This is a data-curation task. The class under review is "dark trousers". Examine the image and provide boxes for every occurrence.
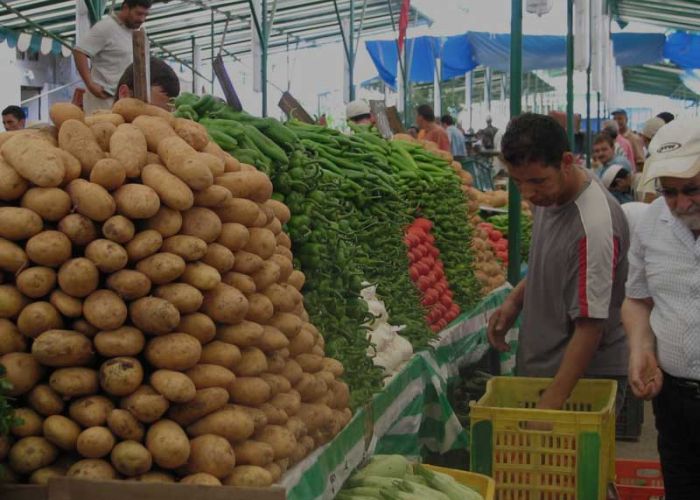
[653,372,700,499]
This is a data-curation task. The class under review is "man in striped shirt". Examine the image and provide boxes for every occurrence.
[488,113,630,411]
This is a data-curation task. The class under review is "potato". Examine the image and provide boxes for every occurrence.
[126,230,163,262]
[146,206,182,238]
[296,353,324,373]
[72,319,99,338]
[296,403,334,434]
[25,231,71,269]
[322,358,345,377]
[106,270,151,300]
[233,251,264,275]
[57,259,98,299]
[180,473,221,485]
[0,285,27,319]
[216,223,250,253]
[268,254,292,282]
[256,328,290,353]
[49,290,83,318]
[121,386,169,424]
[173,117,209,151]
[295,372,328,403]
[264,462,282,483]
[202,243,235,273]
[330,380,350,410]
[288,328,315,357]
[197,343,240,372]
[92,327,144,358]
[67,458,117,480]
[168,387,229,427]
[178,263,220,292]
[228,377,271,406]
[128,297,180,335]
[232,347,268,377]
[222,272,256,295]
[58,213,98,246]
[260,403,288,425]
[3,135,65,187]
[15,267,54,299]
[267,312,302,339]
[57,119,105,174]
[102,215,135,244]
[276,232,292,249]
[111,440,152,476]
[31,329,92,367]
[114,183,160,219]
[9,437,58,474]
[243,229,276,261]
[142,163,194,211]
[251,261,281,291]
[186,434,236,479]
[264,200,290,224]
[90,121,117,151]
[233,440,274,467]
[29,465,67,485]
[161,235,207,261]
[264,283,301,314]
[50,103,84,128]
[136,252,186,285]
[187,406,255,443]
[201,283,249,325]
[1,352,42,395]
[193,185,231,208]
[223,465,273,488]
[113,97,175,124]
[150,370,196,403]
[50,367,99,397]
[158,136,213,190]
[11,408,43,437]
[260,374,292,396]
[132,115,177,152]
[69,395,115,427]
[214,322,261,350]
[152,284,201,315]
[89,158,126,191]
[0,207,42,242]
[21,187,71,222]
[17,301,63,338]
[223,153,241,173]
[82,289,127,331]
[280,360,304,386]
[145,333,201,371]
[145,419,190,469]
[100,357,144,397]
[229,405,267,435]
[180,207,222,244]
[245,293,274,323]
[85,112,125,127]
[185,364,235,390]
[266,351,287,375]
[76,426,115,458]
[110,123,148,177]
[0,238,27,276]
[214,198,261,226]
[107,409,144,441]
[137,471,176,483]
[215,171,273,203]
[67,179,115,222]
[177,313,216,344]
[27,384,64,416]
[276,245,294,261]
[0,319,26,355]
[0,158,29,201]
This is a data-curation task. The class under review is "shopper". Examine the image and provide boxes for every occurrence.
[478,116,498,151]
[601,164,634,205]
[345,99,374,126]
[640,116,665,149]
[593,133,633,177]
[612,109,645,171]
[440,114,466,159]
[2,105,26,131]
[74,0,152,114]
[114,57,180,110]
[415,104,450,152]
[622,118,700,497]
[602,119,635,166]
[487,113,629,413]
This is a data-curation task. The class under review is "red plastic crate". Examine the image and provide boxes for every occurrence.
[615,460,664,500]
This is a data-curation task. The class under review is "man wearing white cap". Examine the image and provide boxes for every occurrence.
[622,117,700,496]
[601,164,634,205]
[345,99,374,126]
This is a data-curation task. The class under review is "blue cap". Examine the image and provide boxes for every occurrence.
[611,109,627,116]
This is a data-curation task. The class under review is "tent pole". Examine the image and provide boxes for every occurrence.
[586,1,592,169]
[348,0,355,101]
[597,91,601,132]
[191,36,196,93]
[508,0,522,286]
[261,0,268,116]
[210,9,215,94]
[566,0,574,149]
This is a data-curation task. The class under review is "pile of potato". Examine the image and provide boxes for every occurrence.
[0,99,351,488]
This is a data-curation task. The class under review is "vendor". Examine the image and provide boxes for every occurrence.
[415,104,450,152]
[114,57,180,110]
[346,99,374,125]
[488,113,629,413]
[73,0,152,114]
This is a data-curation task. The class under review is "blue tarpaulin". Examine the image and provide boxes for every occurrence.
[612,33,666,67]
[365,40,399,89]
[466,31,566,72]
[441,33,478,80]
[664,32,700,69]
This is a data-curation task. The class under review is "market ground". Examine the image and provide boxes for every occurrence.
[616,401,659,459]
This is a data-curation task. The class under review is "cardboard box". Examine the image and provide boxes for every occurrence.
[0,477,286,500]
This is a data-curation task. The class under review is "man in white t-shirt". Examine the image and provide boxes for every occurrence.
[73,0,151,113]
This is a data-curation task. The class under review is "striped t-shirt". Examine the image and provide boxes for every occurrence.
[516,169,630,377]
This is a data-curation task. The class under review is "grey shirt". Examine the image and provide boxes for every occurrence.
[517,170,630,377]
[446,125,466,157]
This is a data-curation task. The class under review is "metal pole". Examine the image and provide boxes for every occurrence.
[210,9,215,94]
[585,2,592,169]
[348,0,355,101]
[261,0,268,116]
[507,0,522,286]
[597,91,601,132]
[566,0,574,149]
[191,36,196,93]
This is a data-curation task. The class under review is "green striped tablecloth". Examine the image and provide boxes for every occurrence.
[282,286,518,500]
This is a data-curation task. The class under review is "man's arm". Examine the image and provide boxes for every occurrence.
[537,318,603,409]
[73,50,109,99]
[487,278,526,352]
[622,297,662,399]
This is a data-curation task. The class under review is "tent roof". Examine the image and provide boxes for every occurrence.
[622,63,700,101]
[0,0,431,61]
[610,0,700,32]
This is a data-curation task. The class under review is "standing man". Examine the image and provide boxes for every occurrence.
[612,109,645,172]
[440,114,466,159]
[623,118,700,497]
[593,133,633,177]
[488,113,629,411]
[602,120,635,167]
[479,115,498,151]
[73,0,152,114]
[415,104,450,152]
[2,106,26,131]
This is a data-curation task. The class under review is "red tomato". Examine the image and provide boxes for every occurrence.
[409,266,420,281]
[413,218,433,232]
[489,230,503,242]
[478,222,493,231]
[417,275,432,292]
[440,294,453,307]
[496,251,508,261]
[415,261,430,275]
[495,239,508,251]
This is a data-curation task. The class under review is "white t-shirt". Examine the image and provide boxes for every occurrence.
[75,15,135,94]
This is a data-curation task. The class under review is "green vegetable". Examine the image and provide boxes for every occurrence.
[413,465,484,500]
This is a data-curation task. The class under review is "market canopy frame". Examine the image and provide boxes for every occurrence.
[610,0,700,32]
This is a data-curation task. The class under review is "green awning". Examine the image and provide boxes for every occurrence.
[622,63,700,102]
[610,0,700,32]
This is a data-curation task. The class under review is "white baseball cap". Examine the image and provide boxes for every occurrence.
[642,117,700,184]
[601,164,626,189]
[641,116,665,140]
[346,99,371,120]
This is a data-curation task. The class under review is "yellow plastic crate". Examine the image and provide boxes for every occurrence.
[469,377,617,500]
[425,464,496,499]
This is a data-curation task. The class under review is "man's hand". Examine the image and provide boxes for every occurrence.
[87,82,110,99]
[629,349,663,400]
[487,298,521,352]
